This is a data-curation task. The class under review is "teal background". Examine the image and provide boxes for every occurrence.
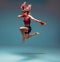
[0,0,60,62]
[0,0,60,47]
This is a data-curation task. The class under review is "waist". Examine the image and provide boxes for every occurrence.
[24,24,30,27]
[24,21,31,25]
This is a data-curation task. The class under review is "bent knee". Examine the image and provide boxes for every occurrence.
[20,27,23,30]
[20,27,28,30]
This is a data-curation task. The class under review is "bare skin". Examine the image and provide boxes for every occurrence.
[20,2,31,17]
[21,1,27,11]
[18,2,46,43]
[18,12,46,43]
[20,26,40,43]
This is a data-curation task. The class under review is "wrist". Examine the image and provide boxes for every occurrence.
[39,20,41,23]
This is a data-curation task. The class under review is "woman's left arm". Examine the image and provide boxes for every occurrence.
[28,15,41,23]
[28,15,46,25]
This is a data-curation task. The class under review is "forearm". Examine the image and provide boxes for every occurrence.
[32,18,46,25]
[34,19,41,23]
[17,15,23,18]
[29,15,42,23]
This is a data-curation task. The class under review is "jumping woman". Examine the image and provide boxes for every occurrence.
[18,2,46,43]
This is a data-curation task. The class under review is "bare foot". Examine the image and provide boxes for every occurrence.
[34,32,40,35]
[25,32,40,40]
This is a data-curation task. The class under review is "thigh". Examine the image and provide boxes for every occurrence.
[28,26,32,33]
[20,26,28,29]
[20,26,28,32]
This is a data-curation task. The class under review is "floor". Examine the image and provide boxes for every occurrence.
[0,46,60,62]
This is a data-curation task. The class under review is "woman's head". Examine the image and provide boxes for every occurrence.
[23,4,31,15]
[21,2,32,12]
[21,2,31,16]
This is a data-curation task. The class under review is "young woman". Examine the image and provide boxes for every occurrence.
[18,2,46,43]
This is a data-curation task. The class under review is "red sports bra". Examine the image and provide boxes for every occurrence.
[24,16,31,25]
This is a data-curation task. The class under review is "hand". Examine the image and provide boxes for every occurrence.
[17,15,23,18]
[17,15,21,18]
[40,21,46,25]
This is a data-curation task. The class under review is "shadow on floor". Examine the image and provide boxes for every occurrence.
[11,51,46,61]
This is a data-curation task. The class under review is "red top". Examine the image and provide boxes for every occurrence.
[24,16,31,25]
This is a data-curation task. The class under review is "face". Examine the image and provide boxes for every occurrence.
[23,12,28,16]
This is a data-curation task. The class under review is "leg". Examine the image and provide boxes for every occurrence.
[25,32,40,39]
[24,26,40,39]
[20,26,28,43]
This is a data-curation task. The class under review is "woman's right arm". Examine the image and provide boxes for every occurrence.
[17,15,23,18]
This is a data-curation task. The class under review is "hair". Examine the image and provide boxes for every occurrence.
[21,2,31,15]
[24,4,32,15]
[21,2,27,10]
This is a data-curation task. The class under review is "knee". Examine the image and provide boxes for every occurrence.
[20,27,23,30]
[20,27,28,30]
[19,27,23,32]
[19,27,26,32]
[25,35,29,39]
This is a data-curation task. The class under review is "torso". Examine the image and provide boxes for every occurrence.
[24,16,31,26]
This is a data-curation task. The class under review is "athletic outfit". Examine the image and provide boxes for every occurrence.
[24,16,32,34]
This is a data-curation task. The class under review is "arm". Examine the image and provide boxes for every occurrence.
[28,15,41,23]
[17,15,23,18]
[28,15,46,25]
